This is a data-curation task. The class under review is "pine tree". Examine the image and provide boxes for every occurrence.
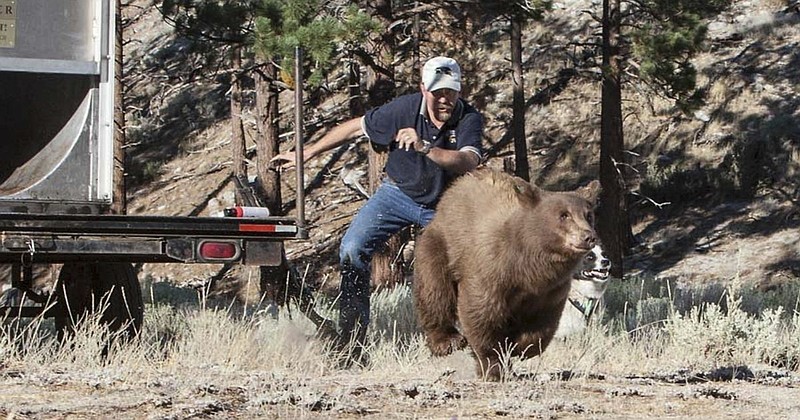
[158,0,376,305]
[628,0,731,112]
[598,0,732,277]
[447,0,552,181]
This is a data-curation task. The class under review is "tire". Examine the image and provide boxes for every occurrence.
[55,262,144,342]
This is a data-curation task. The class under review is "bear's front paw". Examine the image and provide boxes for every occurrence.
[427,332,468,356]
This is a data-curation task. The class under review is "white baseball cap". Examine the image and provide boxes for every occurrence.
[422,56,462,92]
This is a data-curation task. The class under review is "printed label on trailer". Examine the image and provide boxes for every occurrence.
[238,224,297,234]
[0,0,16,48]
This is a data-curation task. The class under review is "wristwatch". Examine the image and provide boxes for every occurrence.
[419,140,432,155]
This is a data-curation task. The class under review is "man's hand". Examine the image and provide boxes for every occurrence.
[270,151,298,170]
[395,128,425,152]
[270,117,363,171]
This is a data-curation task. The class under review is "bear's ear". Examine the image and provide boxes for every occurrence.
[512,177,541,206]
[577,180,601,204]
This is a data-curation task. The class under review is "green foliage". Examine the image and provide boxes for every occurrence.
[627,0,733,112]
[639,0,731,17]
[160,0,254,43]
[159,1,377,88]
[253,2,378,87]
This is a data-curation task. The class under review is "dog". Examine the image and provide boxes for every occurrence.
[555,244,612,337]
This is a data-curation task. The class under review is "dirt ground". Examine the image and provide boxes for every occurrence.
[1,355,799,419]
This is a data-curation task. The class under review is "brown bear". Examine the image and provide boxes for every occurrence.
[413,169,600,380]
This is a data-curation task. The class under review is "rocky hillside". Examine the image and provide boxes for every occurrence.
[122,0,800,301]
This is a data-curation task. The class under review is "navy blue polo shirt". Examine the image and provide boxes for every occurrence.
[361,92,483,207]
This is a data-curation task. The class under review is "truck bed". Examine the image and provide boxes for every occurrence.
[0,213,300,265]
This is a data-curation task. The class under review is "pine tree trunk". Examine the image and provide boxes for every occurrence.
[254,65,281,214]
[348,55,364,117]
[231,47,247,205]
[599,0,632,278]
[366,0,404,289]
[510,14,530,182]
[255,64,287,304]
[112,0,126,215]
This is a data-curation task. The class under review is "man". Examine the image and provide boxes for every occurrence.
[271,56,484,359]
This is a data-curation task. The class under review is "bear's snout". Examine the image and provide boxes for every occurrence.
[568,229,597,252]
[575,211,598,249]
[584,232,597,247]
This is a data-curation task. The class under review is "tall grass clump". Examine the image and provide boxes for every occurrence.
[603,273,800,331]
[0,308,155,381]
[547,275,800,376]
[362,284,430,373]
[368,284,419,344]
[0,314,57,365]
[664,283,800,371]
[2,273,797,388]
[0,280,430,383]
[142,280,431,378]
[140,279,335,378]
[158,306,327,375]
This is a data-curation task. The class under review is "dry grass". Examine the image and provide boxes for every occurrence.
[2,277,798,382]
[0,276,798,417]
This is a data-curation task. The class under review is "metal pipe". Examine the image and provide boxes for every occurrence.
[294,47,307,239]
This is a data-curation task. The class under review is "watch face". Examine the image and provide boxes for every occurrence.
[422,141,432,154]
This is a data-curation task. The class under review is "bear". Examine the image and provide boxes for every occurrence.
[413,169,600,381]
[554,243,612,338]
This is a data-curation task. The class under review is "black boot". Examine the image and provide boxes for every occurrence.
[336,265,371,368]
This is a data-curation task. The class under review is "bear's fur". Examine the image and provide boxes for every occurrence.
[413,169,600,380]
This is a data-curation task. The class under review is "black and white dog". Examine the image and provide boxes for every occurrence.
[555,244,612,337]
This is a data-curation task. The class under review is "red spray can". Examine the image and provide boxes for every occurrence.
[223,206,270,218]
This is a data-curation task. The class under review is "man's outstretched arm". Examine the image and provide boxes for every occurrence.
[270,117,364,170]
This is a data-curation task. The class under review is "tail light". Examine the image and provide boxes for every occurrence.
[198,241,239,261]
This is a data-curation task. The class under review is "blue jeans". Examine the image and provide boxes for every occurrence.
[338,181,435,342]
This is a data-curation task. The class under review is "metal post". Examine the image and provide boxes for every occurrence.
[294,47,307,238]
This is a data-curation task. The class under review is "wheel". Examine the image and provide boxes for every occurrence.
[55,262,144,341]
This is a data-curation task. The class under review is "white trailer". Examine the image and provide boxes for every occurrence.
[0,1,310,338]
